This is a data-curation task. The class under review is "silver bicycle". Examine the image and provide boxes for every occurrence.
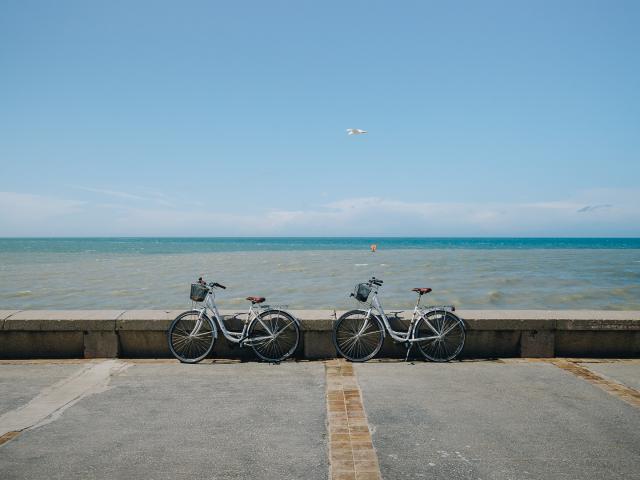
[333,277,465,362]
[167,278,301,363]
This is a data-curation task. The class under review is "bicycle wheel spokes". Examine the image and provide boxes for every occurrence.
[415,311,465,362]
[333,310,384,362]
[168,312,215,363]
[249,311,300,362]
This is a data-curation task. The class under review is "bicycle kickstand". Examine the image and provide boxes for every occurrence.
[404,341,414,363]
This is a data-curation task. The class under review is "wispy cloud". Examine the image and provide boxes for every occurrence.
[577,204,613,213]
[0,192,85,218]
[1,191,638,236]
[72,186,148,201]
[71,186,175,207]
[0,192,86,236]
[89,195,638,236]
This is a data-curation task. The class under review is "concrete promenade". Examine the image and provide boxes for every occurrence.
[0,358,639,479]
[1,310,640,359]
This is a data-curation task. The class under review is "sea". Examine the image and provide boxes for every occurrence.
[1,237,639,310]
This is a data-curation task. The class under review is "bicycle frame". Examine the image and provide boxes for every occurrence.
[191,289,277,345]
[363,289,455,343]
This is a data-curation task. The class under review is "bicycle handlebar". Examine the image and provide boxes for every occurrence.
[197,277,226,290]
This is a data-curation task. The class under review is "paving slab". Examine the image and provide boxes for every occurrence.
[0,361,328,480]
[356,361,640,480]
[0,363,86,416]
[579,361,640,391]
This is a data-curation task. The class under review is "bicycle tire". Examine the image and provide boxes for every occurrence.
[167,310,217,363]
[333,309,385,362]
[414,310,465,362]
[247,309,300,362]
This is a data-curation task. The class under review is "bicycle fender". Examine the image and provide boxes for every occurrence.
[416,309,466,332]
[253,309,301,328]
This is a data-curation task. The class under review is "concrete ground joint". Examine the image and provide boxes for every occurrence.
[552,359,640,408]
[0,359,130,446]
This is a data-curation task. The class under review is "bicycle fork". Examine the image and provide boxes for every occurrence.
[189,310,207,337]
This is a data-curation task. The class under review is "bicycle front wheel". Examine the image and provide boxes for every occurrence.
[248,310,300,362]
[333,310,384,362]
[414,310,465,362]
[167,311,216,363]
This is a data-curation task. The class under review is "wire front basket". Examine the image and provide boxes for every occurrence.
[190,283,209,302]
[353,283,372,302]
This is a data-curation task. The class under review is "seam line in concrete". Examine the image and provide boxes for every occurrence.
[0,431,21,446]
[112,310,127,334]
[4,310,24,320]
[552,360,640,409]
[325,359,382,480]
[1,310,24,331]
[0,359,130,446]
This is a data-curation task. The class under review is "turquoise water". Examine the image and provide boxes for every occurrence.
[1,238,639,310]
[1,237,639,253]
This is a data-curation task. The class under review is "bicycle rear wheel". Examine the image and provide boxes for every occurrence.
[167,311,216,363]
[248,310,300,362]
[333,310,384,362]
[414,310,465,362]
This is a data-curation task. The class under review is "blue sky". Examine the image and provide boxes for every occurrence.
[1,0,639,236]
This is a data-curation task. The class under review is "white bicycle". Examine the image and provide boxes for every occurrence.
[167,278,301,363]
[333,277,465,362]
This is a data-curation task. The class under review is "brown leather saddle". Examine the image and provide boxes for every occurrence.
[411,288,432,295]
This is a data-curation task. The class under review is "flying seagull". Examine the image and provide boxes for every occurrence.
[346,128,368,136]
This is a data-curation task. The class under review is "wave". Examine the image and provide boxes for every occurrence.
[2,246,640,310]
[109,289,136,297]
[610,285,640,297]
[2,290,33,298]
[487,291,504,304]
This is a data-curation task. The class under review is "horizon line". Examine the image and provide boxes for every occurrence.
[1,236,640,240]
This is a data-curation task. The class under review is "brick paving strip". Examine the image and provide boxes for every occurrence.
[552,360,640,409]
[325,359,382,480]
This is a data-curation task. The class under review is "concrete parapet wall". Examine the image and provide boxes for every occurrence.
[1,310,639,359]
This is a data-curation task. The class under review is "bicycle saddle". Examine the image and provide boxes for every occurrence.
[246,296,266,304]
[412,288,432,295]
